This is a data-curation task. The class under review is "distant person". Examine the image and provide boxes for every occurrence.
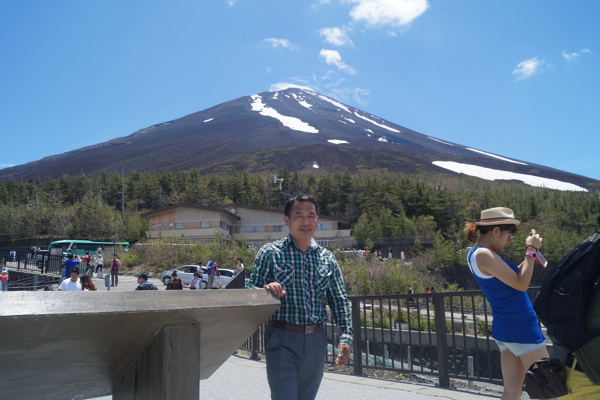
[236,258,244,274]
[166,271,185,290]
[407,284,414,306]
[81,251,93,276]
[206,257,217,289]
[135,273,158,290]
[110,254,121,287]
[388,247,393,259]
[465,207,549,400]
[189,272,203,290]
[59,266,82,291]
[96,254,104,277]
[1,270,9,291]
[80,275,97,291]
[247,195,352,400]
[400,251,405,262]
[63,253,81,278]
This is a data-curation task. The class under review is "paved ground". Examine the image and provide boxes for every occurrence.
[73,274,502,399]
[90,354,502,400]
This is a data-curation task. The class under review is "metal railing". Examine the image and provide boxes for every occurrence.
[239,288,543,388]
[0,249,65,275]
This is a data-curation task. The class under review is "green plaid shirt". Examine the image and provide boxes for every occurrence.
[248,235,353,347]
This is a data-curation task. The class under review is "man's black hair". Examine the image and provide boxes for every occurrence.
[284,195,318,217]
[70,266,80,274]
[138,273,149,281]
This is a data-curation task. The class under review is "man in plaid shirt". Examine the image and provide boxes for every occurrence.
[248,195,352,400]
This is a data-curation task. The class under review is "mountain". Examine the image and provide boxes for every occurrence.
[1,86,597,191]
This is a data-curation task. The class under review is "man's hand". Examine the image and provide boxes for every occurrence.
[335,343,351,366]
[264,282,286,298]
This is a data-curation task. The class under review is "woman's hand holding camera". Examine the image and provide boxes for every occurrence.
[526,229,542,250]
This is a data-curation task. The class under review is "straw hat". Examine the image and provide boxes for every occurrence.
[476,207,520,226]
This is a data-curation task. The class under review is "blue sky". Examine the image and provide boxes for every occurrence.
[1,1,599,181]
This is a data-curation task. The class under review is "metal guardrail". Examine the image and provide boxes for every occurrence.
[0,250,65,275]
[239,288,543,388]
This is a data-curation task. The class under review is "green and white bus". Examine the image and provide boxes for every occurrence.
[48,240,130,256]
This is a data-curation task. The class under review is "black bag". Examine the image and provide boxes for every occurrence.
[533,232,600,354]
[524,358,568,399]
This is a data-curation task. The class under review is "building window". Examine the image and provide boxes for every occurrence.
[317,238,335,248]
[272,225,288,232]
[317,223,333,231]
[240,226,266,233]
[200,221,210,228]
[175,223,184,229]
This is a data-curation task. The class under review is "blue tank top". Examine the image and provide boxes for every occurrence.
[467,247,544,344]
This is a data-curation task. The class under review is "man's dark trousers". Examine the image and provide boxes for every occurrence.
[265,325,327,400]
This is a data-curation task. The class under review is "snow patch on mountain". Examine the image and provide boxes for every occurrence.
[312,92,351,113]
[467,148,526,165]
[353,112,400,133]
[428,136,453,146]
[433,161,587,192]
[203,118,214,123]
[250,94,318,134]
[378,137,388,143]
[291,92,313,110]
[328,139,349,144]
[342,116,355,123]
[312,162,320,169]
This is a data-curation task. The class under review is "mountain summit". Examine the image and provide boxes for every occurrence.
[0,86,595,191]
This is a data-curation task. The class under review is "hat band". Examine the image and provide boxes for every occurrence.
[479,218,515,223]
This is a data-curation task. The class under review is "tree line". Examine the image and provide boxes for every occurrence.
[1,169,599,272]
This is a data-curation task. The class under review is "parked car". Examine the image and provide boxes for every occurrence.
[201,268,236,289]
[160,265,236,289]
[160,265,201,286]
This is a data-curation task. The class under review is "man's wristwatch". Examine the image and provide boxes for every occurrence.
[525,251,537,259]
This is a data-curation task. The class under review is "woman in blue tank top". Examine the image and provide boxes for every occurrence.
[465,207,552,400]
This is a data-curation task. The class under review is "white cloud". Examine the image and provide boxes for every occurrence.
[330,86,369,106]
[270,82,317,92]
[562,51,580,62]
[346,0,429,28]
[563,48,593,61]
[512,57,545,81]
[0,164,15,170]
[263,38,298,50]
[225,0,235,6]
[319,49,356,74]
[319,27,353,46]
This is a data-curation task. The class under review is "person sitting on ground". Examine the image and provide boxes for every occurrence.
[59,266,82,291]
[80,274,97,291]
[135,273,158,290]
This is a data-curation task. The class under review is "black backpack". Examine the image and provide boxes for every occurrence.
[533,231,600,354]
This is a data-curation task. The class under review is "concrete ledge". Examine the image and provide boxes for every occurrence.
[0,290,279,400]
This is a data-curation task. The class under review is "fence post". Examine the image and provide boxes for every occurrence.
[251,329,260,360]
[351,298,362,376]
[434,294,450,387]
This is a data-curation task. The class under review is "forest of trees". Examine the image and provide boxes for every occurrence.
[1,169,599,282]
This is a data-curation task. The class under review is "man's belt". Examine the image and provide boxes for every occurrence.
[565,354,584,373]
[266,320,322,335]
